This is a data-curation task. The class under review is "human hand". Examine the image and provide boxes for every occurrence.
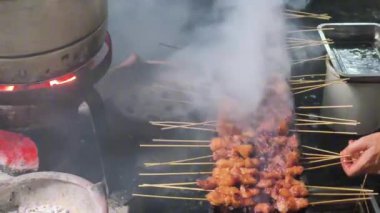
[340,133,380,177]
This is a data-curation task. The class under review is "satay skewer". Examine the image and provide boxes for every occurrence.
[297,105,353,109]
[301,145,340,155]
[310,192,378,196]
[139,182,197,186]
[290,129,358,135]
[306,186,374,193]
[145,155,213,167]
[132,194,207,201]
[140,144,210,148]
[138,184,211,192]
[304,162,343,170]
[292,78,347,90]
[293,78,347,94]
[139,172,212,176]
[295,118,358,125]
[145,162,214,166]
[287,28,334,34]
[309,197,372,206]
[296,113,359,123]
[153,139,210,143]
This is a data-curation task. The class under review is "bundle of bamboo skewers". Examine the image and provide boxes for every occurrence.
[136,140,376,208]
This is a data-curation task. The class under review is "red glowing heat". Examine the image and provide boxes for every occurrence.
[49,75,77,87]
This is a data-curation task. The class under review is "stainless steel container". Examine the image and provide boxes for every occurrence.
[318,23,380,135]
[0,172,107,212]
[0,0,108,84]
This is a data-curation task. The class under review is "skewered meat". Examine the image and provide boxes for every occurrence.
[254,203,273,213]
[198,76,308,212]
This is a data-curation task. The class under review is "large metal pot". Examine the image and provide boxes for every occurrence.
[0,0,108,84]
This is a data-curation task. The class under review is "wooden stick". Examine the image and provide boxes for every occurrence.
[145,155,213,167]
[306,156,342,164]
[162,121,216,130]
[296,113,358,123]
[302,153,338,157]
[309,197,371,206]
[290,79,328,85]
[297,105,353,109]
[287,28,334,34]
[139,184,211,192]
[139,182,197,186]
[290,129,358,135]
[293,79,346,95]
[153,139,210,143]
[292,55,329,65]
[151,123,216,132]
[146,162,214,166]
[132,194,207,201]
[310,192,378,196]
[302,145,340,155]
[361,174,370,213]
[304,162,342,170]
[139,172,212,176]
[140,144,210,148]
[295,122,356,126]
[306,185,374,193]
[292,78,346,90]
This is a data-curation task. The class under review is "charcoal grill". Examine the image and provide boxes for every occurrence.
[96,57,380,213]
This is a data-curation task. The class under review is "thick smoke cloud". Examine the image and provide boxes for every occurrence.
[102,0,291,120]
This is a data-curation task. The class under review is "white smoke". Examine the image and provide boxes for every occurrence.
[166,0,290,113]
[102,0,291,120]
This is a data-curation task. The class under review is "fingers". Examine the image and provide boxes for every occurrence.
[343,148,374,177]
[341,137,369,156]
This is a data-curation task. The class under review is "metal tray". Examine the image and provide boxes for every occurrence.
[318,23,380,82]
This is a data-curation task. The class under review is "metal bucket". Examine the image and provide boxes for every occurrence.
[0,172,108,212]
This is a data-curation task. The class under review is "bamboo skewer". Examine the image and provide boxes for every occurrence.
[139,172,212,176]
[145,162,214,166]
[306,156,344,164]
[140,144,210,148]
[292,78,347,91]
[304,162,342,171]
[162,121,216,130]
[145,155,213,167]
[361,174,370,213]
[139,184,211,192]
[290,129,358,135]
[151,123,216,132]
[306,185,374,193]
[302,153,340,157]
[302,145,340,155]
[309,197,371,206]
[293,79,347,95]
[297,105,353,109]
[153,139,210,143]
[296,119,358,126]
[290,79,329,85]
[287,28,334,34]
[132,194,207,201]
[296,113,359,123]
[292,55,330,65]
[310,193,378,196]
[295,122,356,126]
[139,182,197,186]
[285,10,332,20]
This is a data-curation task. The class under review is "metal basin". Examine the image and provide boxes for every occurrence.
[0,172,107,213]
